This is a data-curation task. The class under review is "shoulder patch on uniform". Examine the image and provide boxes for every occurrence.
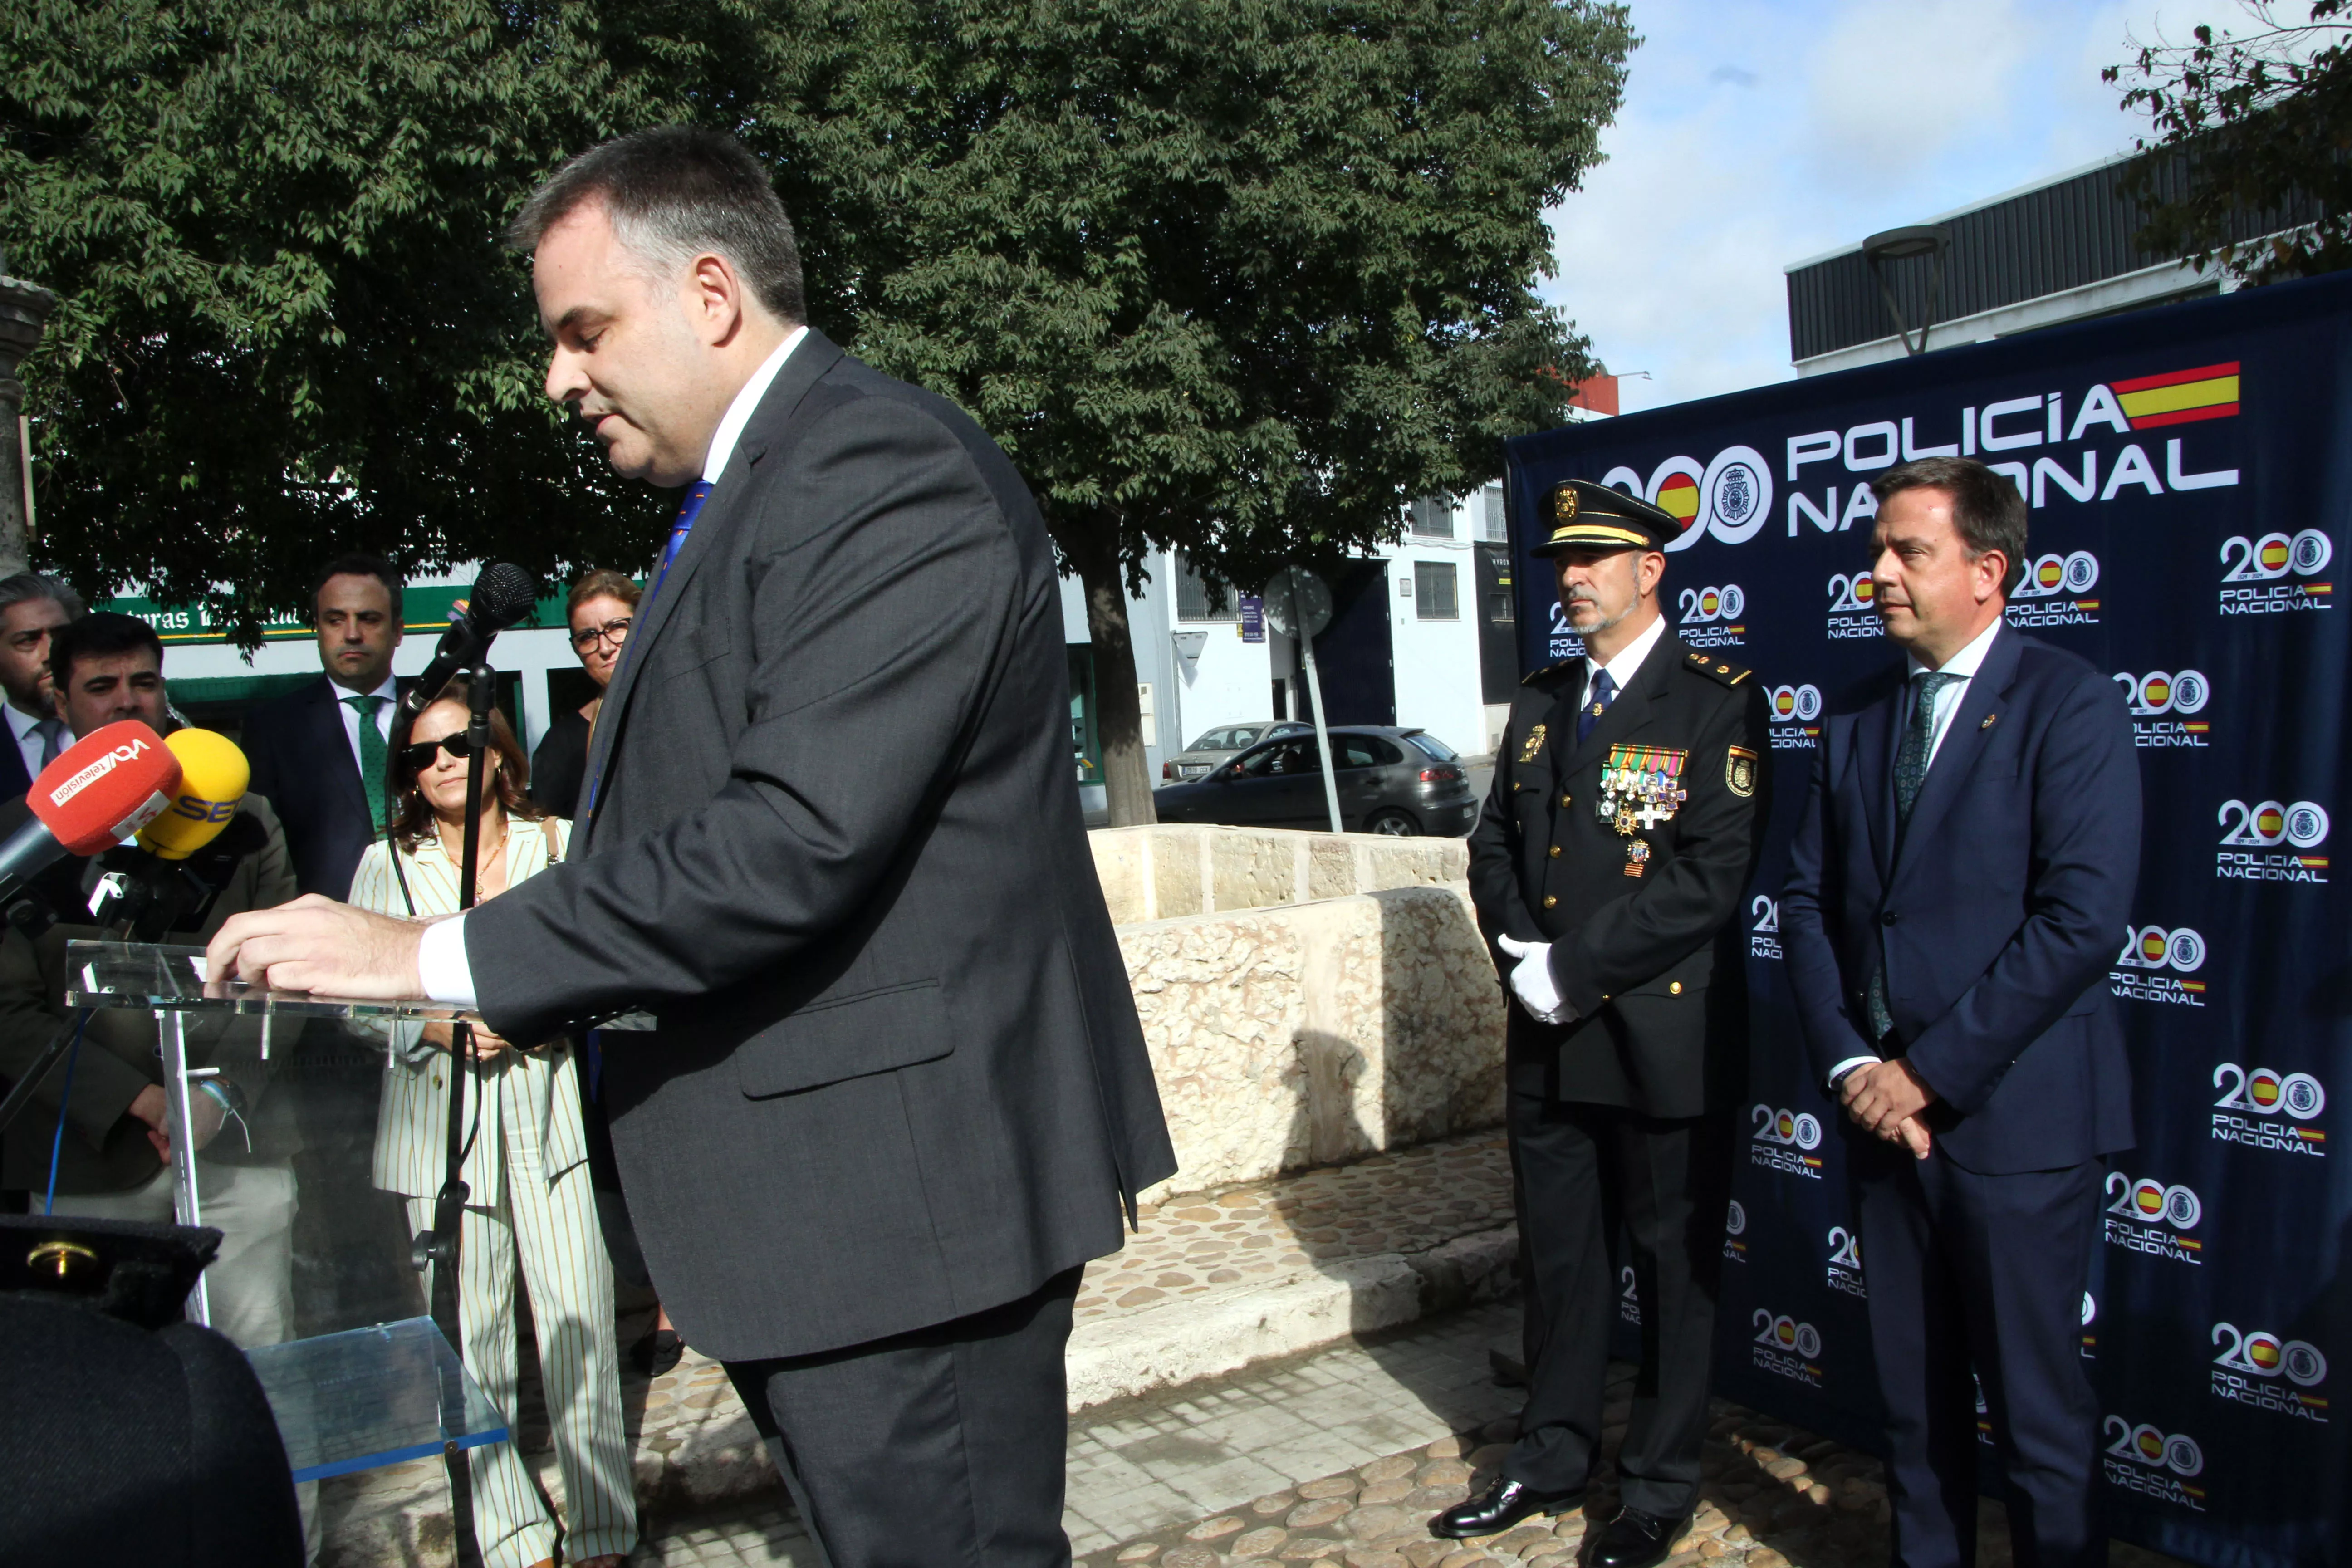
[1685,653,1753,688]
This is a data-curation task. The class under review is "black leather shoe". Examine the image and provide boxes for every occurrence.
[1589,1505,1685,1568]
[1430,1477,1583,1539]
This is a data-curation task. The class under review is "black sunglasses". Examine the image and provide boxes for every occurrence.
[397,734,474,773]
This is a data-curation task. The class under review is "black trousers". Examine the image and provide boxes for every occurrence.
[1854,1147,2103,1568]
[1503,1091,1730,1516]
[725,1265,1082,1568]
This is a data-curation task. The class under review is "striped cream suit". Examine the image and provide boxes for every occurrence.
[351,819,635,1568]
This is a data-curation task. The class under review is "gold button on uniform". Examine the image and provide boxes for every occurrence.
[1670,981,1683,995]
[1560,793,1572,807]
[1549,845,1562,858]
[1544,895,1558,908]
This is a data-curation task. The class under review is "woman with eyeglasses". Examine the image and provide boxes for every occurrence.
[529,568,640,818]
[348,680,636,1568]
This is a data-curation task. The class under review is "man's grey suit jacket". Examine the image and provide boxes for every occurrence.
[466,331,1176,1361]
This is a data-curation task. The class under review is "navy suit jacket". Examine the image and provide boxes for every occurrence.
[241,675,400,901]
[1779,622,2139,1174]
[0,716,32,803]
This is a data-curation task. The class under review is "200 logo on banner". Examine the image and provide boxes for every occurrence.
[2103,1418,2206,1512]
[2006,550,2101,629]
[2219,529,2332,615]
[2103,1172,2202,1265]
[2215,798,2329,884]
[1751,1309,1824,1387]
[2211,1323,2328,1423]
[2212,1063,2327,1158]
[1749,1104,1823,1178]
[2111,925,2207,1007]
[2114,669,2210,749]
[1678,584,1746,649]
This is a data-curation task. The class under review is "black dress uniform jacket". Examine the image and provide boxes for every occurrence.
[1469,633,1773,1116]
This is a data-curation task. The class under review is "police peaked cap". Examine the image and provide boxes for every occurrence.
[1529,480,1683,556]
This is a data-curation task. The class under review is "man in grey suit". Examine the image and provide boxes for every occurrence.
[210,126,1176,1565]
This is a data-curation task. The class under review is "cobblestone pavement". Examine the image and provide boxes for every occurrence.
[622,1299,2191,1568]
[1073,1132,1511,1323]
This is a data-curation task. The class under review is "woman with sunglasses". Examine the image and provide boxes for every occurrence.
[529,569,640,819]
[348,680,636,1568]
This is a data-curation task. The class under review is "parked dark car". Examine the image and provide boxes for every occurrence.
[1160,720,1312,783]
[1151,725,1477,836]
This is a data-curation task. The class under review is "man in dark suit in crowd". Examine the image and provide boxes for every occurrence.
[208,127,1175,1565]
[1779,456,2138,1568]
[241,554,407,899]
[0,572,82,800]
[1453,481,1770,1563]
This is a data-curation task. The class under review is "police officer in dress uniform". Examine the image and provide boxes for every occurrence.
[1442,480,1771,1562]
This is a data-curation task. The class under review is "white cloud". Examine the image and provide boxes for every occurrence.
[1539,0,2182,415]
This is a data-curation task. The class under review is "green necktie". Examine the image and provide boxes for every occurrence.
[1869,670,1964,1043]
[345,693,389,838]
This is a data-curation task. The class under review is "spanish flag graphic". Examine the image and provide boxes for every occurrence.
[2112,361,2240,429]
[1656,473,1701,536]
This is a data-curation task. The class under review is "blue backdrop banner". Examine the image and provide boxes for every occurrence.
[1504,273,2352,1568]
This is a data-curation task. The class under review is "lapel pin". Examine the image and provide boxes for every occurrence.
[1980,713,1998,730]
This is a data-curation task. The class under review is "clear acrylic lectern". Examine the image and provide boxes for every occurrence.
[63,939,509,1483]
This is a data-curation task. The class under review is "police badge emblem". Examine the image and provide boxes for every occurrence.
[1726,745,1759,799]
[1519,723,1547,764]
[1552,487,1580,523]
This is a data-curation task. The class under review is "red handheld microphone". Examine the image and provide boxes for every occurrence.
[0,721,183,897]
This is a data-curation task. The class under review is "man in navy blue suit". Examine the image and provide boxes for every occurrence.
[1780,456,2138,1568]
[0,573,82,801]
[241,555,407,899]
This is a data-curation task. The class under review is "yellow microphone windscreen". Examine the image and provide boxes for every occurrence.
[138,728,251,860]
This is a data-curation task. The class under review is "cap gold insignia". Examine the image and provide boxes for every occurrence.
[1726,745,1759,799]
[1519,722,1547,764]
[1552,488,1580,522]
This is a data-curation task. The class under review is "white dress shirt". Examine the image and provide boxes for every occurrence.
[332,673,401,779]
[416,327,809,1009]
[5,700,55,784]
[1578,608,1667,714]
[1826,615,2006,1088]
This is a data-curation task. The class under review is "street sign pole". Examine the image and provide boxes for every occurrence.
[1267,568,1344,833]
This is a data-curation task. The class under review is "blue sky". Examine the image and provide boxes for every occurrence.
[1542,0,2192,412]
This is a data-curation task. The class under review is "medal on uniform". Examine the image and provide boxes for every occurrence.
[1519,723,1547,764]
[1597,744,1687,876]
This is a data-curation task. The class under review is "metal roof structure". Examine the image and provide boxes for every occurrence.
[1785,149,2318,367]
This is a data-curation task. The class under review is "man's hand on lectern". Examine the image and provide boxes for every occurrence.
[205,895,433,1001]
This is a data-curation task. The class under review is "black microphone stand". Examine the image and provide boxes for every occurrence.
[386,664,498,1568]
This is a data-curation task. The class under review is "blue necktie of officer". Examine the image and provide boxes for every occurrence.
[1577,668,1617,745]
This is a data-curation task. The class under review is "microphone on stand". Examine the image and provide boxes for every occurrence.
[0,720,183,915]
[86,729,253,940]
[401,564,539,716]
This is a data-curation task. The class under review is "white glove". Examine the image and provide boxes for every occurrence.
[1496,935,1574,1025]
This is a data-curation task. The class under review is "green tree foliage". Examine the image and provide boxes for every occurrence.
[5,0,1629,822]
[2108,1,2352,284]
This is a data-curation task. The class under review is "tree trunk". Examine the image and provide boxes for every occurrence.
[1064,521,1157,828]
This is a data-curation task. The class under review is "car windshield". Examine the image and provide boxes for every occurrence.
[1405,732,1459,762]
[1233,739,1320,777]
[1189,726,1253,751]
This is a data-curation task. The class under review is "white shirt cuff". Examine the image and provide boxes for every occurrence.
[1827,1054,1881,1092]
[416,915,479,1009]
